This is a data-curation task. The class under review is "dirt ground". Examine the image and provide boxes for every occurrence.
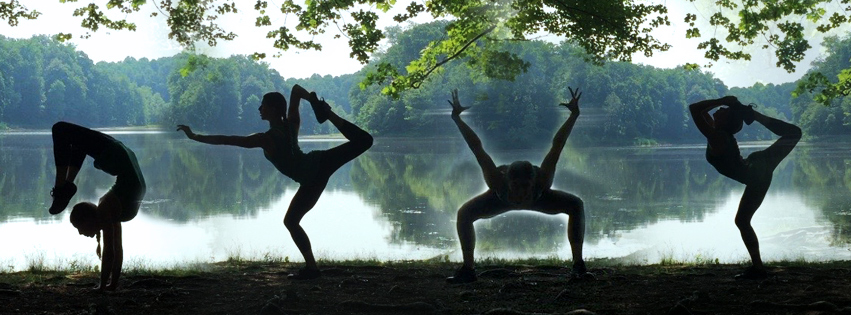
[2,262,851,314]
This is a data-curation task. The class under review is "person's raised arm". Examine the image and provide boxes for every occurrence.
[288,84,311,137]
[448,90,501,190]
[689,96,737,138]
[539,87,581,188]
[176,125,272,150]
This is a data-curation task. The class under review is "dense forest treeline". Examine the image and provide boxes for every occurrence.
[1,22,850,146]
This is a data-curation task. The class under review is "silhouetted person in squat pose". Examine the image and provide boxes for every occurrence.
[48,121,147,291]
[445,88,587,284]
[689,96,801,279]
[177,85,373,280]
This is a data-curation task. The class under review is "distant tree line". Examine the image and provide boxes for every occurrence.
[1,22,850,145]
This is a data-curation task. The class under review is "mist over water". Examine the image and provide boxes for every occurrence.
[1,131,849,270]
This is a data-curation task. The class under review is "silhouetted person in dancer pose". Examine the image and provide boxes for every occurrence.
[48,121,146,291]
[689,96,801,279]
[177,85,373,280]
[445,88,587,284]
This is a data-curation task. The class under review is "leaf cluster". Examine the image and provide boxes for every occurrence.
[686,0,851,72]
[0,0,40,27]
[39,0,669,98]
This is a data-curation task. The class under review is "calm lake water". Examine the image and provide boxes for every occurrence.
[1,130,850,270]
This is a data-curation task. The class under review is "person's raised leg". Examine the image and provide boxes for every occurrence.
[328,109,373,150]
[283,181,328,280]
[753,111,801,170]
[50,122,88,214]
[312,105,373,179]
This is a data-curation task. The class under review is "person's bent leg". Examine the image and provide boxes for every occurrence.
[754,111,802,139]
[52,121,115,183]
[52,122,87,185]
[283,181,328,279]
[566,201,586,274]
[50,122,90,214]
[314,111,373,178]
[448,191,508,284]
[754,112,801,168]
[532,190,586,274]
[734,181,771,279]
[327,110,373,151]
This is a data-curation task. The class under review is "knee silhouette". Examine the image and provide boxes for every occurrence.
[283,216,301,230]
[53,121,71,133]
[456,205,476,224]
[734,215,752,230]
[359,133,374,151]
[789,125,803,141]
[570,198,585,215]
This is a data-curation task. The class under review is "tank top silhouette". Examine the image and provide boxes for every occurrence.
[263,122,319,184]
[705,132,748,184]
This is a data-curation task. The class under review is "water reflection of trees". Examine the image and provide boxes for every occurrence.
[349,140,744,253]
[8,133,848,252]
[0,134,54,221]
[350,139,480,249]
[566,147,737,241]
[351,142,575,252]
[792,143,851,245]
[0,134,356,222]
[137,137,356,221]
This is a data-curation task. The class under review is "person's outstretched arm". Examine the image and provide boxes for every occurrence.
[288,84,311,137]
[448,90,501,190]
[539,87,581,188]
[176,125,271,150]
[689,96,737,138]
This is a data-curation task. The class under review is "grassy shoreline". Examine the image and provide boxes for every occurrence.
[4,255,850,283]
[3,257,851,314]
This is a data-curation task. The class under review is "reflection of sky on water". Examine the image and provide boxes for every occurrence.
[579,189,851,263]
[2,188,849,271]
[3,133,851,271]
[0,190,445,270]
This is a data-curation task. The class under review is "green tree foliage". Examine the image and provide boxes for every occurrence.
[0,36,345,133]
[684,0,851,104]
[347,22,737,146]
[18,0,669,97]
[0,1,39,27]
[10,0,847,103]
[790,35,851,137]
[284,73,360,134]
[0,35,151,127]
[5,23,849,144]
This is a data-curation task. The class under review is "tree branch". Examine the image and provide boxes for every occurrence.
[411,24,497,88]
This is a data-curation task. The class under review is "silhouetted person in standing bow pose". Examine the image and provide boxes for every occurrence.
[48,121,147,291]
[177,85,373,280]
[689,96,801,280]
[445,88,587,284]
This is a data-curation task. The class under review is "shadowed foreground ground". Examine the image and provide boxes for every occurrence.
[2,261,851,314]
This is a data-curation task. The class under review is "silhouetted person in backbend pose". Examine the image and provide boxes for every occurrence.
[48,121,147,291]
[689,96,801,279]
[445,88,587,284]
[177,85,373,280]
